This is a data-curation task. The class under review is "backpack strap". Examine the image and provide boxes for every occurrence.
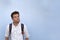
[9,23,12,36]
[21,23,24,34]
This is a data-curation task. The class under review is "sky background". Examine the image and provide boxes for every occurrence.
[0,0,60,40]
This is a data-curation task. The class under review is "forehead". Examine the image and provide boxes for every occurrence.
[13,14,19,18]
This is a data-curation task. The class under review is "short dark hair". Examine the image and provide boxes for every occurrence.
[11,11,19,18]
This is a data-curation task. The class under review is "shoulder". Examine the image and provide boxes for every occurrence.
[21,23,27,28]
[6,23,12,29]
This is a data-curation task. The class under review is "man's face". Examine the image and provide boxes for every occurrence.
[12,14,20,23]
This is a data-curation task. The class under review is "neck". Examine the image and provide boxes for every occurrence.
[13,22,19,26]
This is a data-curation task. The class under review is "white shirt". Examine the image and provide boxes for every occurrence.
[5,22,29,40]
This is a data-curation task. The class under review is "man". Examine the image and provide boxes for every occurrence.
[5,11,29,40]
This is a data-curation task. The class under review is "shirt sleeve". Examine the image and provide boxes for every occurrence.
[24,24,29,38]
[5,25,9,37]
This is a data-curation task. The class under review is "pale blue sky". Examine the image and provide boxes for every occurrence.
[0,0,60,40]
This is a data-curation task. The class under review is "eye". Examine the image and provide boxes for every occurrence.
[18,15,19,17]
